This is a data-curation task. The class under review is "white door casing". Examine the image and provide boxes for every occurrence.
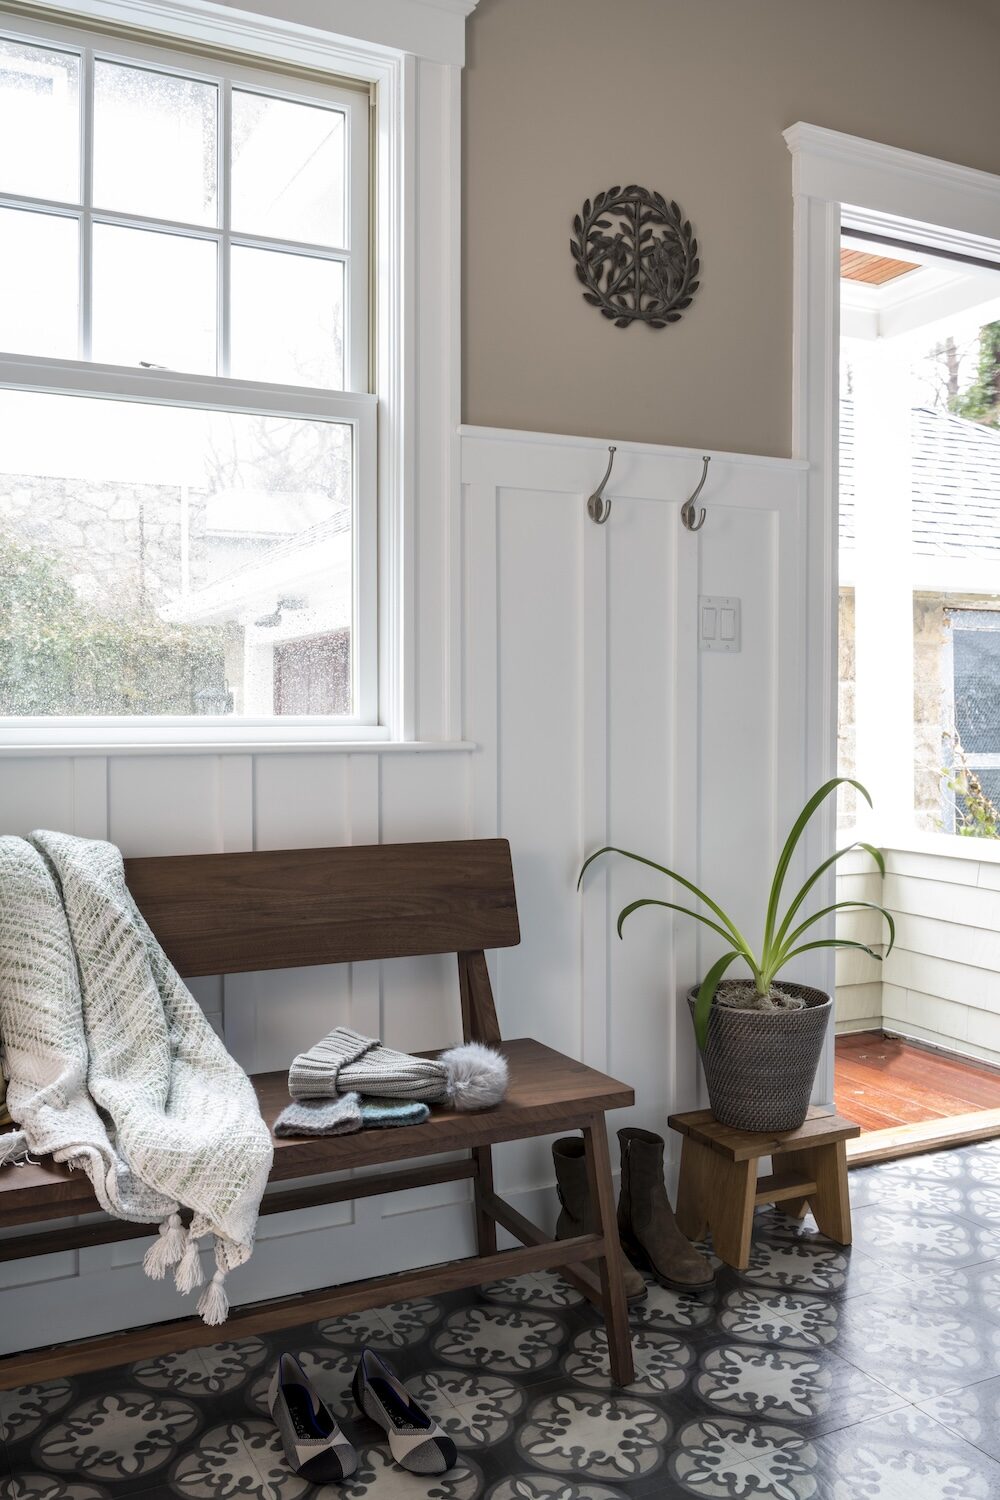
[785,121,1000,1105]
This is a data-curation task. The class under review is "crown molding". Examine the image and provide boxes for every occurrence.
[785,122,1000,202]
[784,121,1000,245]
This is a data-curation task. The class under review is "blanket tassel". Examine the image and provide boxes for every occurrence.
[0,1130,28,1167]
[143,1212,186,1280]
[198,1268,230,1326]
[175,1231,205,1294]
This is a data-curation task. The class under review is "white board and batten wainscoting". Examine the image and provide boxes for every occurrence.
[0,426,813,1351]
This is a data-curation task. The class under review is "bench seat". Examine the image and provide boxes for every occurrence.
[0,1038,633,1224]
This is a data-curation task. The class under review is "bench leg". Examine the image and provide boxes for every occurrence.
[472,1146,498,1256]
[581,1116,635,1388]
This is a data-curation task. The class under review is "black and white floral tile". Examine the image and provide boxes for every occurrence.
[5,1138,1000,1500]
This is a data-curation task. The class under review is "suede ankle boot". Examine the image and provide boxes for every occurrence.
[617,1127,715,1291]
[552,1136,647,1303]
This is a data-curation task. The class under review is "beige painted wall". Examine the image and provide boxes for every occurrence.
[463,0,1000,455]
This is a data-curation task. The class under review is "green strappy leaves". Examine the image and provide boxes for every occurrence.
[579,778,893,1050]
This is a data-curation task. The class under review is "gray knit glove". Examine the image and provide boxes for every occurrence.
[273,1093,362,1138]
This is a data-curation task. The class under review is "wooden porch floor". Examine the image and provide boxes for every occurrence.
[835,1031,1000,1132]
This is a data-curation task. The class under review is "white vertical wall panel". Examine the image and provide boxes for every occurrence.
[108,756,226,855]
[254,753,352,849]
[72,757,109,839]
[462,428,813,1155]
[495,488,585,1056]
[606,501,683,1138]
[0,758,76,835]
[380,752,471,1053]
[228,752,356,1074]
[0,426,811,1349]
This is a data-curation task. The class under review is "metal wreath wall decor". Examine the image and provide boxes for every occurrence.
[571,185,700,328]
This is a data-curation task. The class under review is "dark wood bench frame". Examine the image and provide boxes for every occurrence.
[0,838,636,1387]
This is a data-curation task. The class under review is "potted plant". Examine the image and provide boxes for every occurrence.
[579,778,895,1131]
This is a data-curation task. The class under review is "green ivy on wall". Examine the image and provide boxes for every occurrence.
[0,530,229,717]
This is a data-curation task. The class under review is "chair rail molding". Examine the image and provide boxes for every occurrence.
[784,120,1000,1107]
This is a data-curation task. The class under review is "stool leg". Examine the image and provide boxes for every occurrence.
[472,1146,498,1256]
[675,1140,708,1242]
[710,1157,756,1269]
[781,1195,812,1222]
[781,1143,851,1244]
[581,1117,635,1387]
[676,1137,756,1269]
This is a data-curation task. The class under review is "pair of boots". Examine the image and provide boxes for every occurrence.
[553,1127,713,1303]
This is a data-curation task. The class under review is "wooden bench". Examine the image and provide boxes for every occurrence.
[0,838,636,1387]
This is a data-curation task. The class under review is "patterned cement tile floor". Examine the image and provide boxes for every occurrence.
[6,1138,1000,1500]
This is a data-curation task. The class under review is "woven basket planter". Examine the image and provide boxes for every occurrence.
[686,981,832,1132]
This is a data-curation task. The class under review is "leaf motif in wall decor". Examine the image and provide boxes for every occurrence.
[570,186,700,328]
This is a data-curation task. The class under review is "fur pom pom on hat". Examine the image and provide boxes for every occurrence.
[440,1041,508,1111]
[288,1027,507,1112]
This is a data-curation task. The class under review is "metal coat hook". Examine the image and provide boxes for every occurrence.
[587,445,616,524]
[680,455,711,532]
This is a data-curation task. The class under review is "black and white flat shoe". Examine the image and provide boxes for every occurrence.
[352,1347,458,1475]
[268,1353,358,1482]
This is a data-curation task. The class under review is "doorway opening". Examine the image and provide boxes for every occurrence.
[834,223,1000,1159]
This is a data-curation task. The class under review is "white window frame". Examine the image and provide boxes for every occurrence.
[0,6,382,746]
[0,0,474,753]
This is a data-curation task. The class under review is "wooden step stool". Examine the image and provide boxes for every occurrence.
[668,1107,861,1269]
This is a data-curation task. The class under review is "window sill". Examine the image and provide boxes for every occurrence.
[841,824,1000,866]
[0,728,476,757]
[880,829,1000,866]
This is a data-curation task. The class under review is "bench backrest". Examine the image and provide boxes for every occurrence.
[124,838,520,979]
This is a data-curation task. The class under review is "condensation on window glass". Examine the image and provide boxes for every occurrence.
[0,207,78,358]
[93,59,218,226]
[0,36,80,201]
[231,90,345,247]
[0,390,354,718]
[230,245,343,388]
[91,223,217,374]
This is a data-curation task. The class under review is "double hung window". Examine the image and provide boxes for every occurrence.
[0,16,376,735]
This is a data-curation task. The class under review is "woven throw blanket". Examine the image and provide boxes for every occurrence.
[0,831,273,1325]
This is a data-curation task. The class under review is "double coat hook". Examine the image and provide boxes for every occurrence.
[586,445,616,524]
[586,447,713,530]
[680,456,711,531]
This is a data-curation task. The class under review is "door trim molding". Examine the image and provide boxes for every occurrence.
[785,121,1000,1107]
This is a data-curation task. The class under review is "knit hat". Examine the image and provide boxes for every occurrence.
[288,1028,508,1112]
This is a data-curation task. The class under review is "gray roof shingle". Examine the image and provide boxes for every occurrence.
[839,400,1000,558]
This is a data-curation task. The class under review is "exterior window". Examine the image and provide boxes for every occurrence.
[950,611,1000,815]
[0,20,375,734]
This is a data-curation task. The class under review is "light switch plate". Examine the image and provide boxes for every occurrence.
[699,595,741,652]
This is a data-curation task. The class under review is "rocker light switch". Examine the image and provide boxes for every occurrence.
[699,595,741,652]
